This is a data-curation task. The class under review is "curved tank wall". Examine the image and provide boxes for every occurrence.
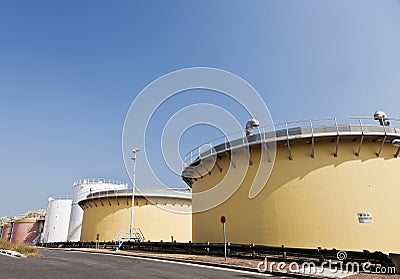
[42,198,72,243]
[187,132,400,254]
[79,190,192,242]
[10,219,40,244]
[1,224,11,240]
[67,178,128,241]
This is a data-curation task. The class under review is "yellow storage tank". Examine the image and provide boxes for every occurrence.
[182,115,400,254]
[79,188,191,242]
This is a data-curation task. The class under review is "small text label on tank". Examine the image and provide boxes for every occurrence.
[358,212,373,224]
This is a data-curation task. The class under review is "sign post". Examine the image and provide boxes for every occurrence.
[220,216,227,262]
[96,233,100,250]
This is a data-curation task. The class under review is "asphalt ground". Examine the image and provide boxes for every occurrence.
[0,249,288,279]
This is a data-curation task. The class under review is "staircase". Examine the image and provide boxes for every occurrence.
[113,228,145,251]
[66,223,82,242]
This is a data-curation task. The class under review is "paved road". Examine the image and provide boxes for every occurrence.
[0,249,287,279]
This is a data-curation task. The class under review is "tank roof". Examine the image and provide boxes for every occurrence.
[12,209,46,221]
[183,116,400,168]
[48,195,72,202]
[81,187,192,202]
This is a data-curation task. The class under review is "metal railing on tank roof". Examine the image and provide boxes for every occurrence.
[49,195,72,200]
[83,187,191,201]
[73,178,127,187]
[182,116,400,167]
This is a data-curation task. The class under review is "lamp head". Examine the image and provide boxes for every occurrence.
[374,111,390,126]
[245,119,260,136]
[392,139,400,147]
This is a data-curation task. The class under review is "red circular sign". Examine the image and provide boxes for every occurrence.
[220,216,226,223]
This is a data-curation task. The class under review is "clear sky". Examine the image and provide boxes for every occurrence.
[1,0,400,217]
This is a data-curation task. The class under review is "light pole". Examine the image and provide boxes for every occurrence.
[220,216,227,262]
[130,148,140,239]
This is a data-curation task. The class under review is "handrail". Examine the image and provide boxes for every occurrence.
[182,116,400,167]
[115,227,145,242]
[73,178,127,186]
[49,195,73,200]
[83,187,192,201]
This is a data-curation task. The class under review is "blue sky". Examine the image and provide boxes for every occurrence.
[1,0,400,217]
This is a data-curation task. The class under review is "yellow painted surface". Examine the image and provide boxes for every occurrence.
[192,139,400,253]
[80,196,192,242]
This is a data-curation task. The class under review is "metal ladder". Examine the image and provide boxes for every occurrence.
[113,228,145,251]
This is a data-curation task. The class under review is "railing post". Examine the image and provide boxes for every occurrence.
[356,117,364,157]
[262,127,266,143]
[282,244,286,261]
[318,247,325,263]
[251,243,256,259]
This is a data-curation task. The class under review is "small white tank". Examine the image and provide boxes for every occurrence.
[67,178,128,242]
[42,197,72,243]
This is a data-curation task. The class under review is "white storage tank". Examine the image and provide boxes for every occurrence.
[67,178,128,242]
[42,197,72,243]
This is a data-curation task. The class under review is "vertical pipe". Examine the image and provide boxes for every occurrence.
[130,149,139,240]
